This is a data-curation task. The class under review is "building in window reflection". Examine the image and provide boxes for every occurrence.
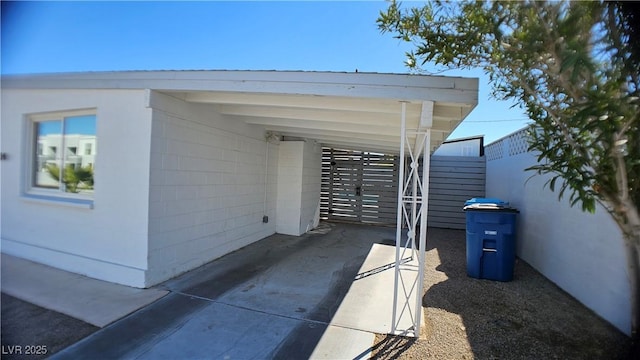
[35,134,97,187]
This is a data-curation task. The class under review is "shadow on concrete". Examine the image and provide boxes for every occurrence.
[51,221,393,359]
[267,237,369,359]
[422,228,633,359]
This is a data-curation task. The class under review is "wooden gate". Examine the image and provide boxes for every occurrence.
[321,149,486,229]
[321,148,399,225]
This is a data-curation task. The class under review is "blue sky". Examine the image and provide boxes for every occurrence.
[2,1,530,143]
[37,115,97,135]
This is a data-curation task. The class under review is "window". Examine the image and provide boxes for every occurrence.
[30,111,97,198]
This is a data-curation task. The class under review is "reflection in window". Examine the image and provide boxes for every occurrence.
[33,113,97,195]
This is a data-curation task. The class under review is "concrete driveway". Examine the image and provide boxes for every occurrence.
[40,222,403,359]
[4,222,630,359]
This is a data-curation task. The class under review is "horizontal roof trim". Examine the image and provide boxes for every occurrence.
[2,70,478,105]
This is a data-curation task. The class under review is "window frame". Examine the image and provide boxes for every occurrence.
[24,109,97,208]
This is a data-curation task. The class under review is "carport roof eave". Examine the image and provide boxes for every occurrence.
[3,70,478,151]
[1,70,479,106]
[1,69,478,88]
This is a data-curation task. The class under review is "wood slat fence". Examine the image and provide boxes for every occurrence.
[428,156,486,229]
[321,148,485,229]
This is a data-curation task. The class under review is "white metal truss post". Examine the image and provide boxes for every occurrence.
[392,101,432,337]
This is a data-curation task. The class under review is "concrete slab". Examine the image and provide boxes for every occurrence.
[53,292,376,360]
[213,227,372,324]
[9,223,416,358]
[331,243,425,335]
[310,325,375,360]
[102,299,303,360]
[0,254,168,327]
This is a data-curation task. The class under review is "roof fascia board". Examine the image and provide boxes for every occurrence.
[2,70,477,89]
[2,71,478,105]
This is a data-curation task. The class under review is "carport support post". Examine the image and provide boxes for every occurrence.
[415,101,432,337]
[392,103,408,337]
[392,101,432,338]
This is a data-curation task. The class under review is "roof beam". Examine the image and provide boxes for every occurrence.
[218,104,418,128]
[420,101,434,128]
[184,91,422,114]
[242,116,400,136]
[277,131,401,152]
[186,91,465,120]
[320,141,400,154]
[239,115,455,134]
[264,126,402,144]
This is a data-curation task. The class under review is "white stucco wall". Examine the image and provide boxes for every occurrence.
[276,141,321,236]
[1,89,152,287]
[485,130,631,335]
[145,91,278,286]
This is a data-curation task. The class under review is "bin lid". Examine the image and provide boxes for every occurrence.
[464,198,509,206]
[463,205,520,212]
[463,198,518,212]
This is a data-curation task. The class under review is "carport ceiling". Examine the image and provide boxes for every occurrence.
[172,91,476,153]
[2,70,478,153]
[157,71,478,154]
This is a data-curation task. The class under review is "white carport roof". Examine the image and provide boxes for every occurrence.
[2,70,478,153]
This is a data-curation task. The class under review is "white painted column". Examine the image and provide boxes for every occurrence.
[275,140,321,236]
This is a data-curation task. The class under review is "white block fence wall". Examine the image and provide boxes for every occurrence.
[485,129,631,335]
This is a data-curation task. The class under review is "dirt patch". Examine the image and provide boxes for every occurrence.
[1,293,98,359]
[371,228,632,359]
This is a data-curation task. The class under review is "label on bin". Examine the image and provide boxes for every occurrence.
[484,230,497,235]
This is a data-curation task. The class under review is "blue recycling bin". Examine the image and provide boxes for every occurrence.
[464,198,519,281]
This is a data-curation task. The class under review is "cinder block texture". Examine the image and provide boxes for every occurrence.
[146,92,278,286]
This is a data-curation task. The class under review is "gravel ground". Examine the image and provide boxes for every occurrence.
[371,227,633,360]
[1,293,98,360]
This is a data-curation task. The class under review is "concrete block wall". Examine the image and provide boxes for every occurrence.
[145,91,278,286]
[485,129,631,335]
[0,89,152,287]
